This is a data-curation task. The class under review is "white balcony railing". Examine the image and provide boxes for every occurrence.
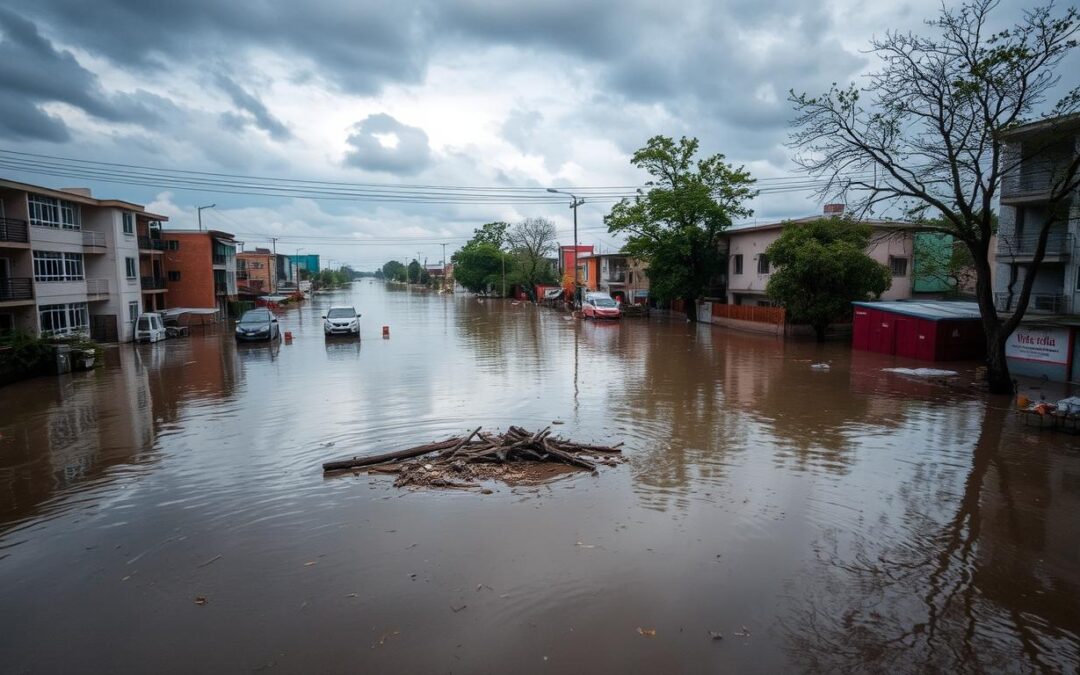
[85,278,109,295]
[82,231,106,248]
[994,292,1068,314]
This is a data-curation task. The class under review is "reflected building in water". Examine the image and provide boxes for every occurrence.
[0,336,241,530]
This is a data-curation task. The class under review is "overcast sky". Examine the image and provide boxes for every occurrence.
[0,0,1066,269]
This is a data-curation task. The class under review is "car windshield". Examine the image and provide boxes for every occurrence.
[593,298,617,308]
[239,309,270,324]
[137,317,150,330]
[327,308,355,319]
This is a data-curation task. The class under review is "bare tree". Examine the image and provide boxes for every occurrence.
[789,0,1080,393]
[507,217,558,301]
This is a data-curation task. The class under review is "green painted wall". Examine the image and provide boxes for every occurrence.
[912,232,956,293]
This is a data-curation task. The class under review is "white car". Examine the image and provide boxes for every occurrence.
[134,312,167,343]
[323,306,361,337]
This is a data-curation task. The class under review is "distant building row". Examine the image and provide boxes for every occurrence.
[557,205,986,308]
[0,179,319,342]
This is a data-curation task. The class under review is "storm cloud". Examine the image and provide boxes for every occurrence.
[344,113,432,175]
[0,0,1070,268]
[214,73,292,140]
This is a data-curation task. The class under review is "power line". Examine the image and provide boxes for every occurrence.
[0,147,892,207]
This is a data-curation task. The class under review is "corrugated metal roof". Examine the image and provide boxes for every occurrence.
[852,300,982,321]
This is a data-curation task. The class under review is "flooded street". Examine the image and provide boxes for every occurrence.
[2,282,1079,674]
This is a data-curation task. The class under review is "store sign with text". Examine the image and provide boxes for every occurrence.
[1005,326,1071,364]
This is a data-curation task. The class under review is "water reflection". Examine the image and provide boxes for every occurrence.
[0,285,1078,673]
[783,401,1080,672]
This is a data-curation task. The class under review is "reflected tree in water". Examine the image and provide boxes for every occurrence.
[782,402,1080,673]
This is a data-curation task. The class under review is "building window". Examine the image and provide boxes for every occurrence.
[166,240,180,250]
[39,302,89,337]
[122,212,134,234]
[757,254,770,275]
[733,254,744,275]
[168,270,181,282]
[128,301,140,323]
[33,251,84,281]
[28,195,81,230]
[889,256,909,277]
[125,257,137,279]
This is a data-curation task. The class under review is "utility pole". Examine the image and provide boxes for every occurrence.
[197,203,215,231]
[269,237,278,293]
[547,189,585,307]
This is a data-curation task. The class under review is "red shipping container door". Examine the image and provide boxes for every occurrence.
[937,319,985,361]
[870,311,897,355]
[852,308,872,351]
[894,317,918,358]
[916,319,938,361]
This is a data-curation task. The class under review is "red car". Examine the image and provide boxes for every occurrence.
[582,293,621,319]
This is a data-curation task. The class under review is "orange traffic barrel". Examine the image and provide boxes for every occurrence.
[284,331,294,343]
[382,325,390,339]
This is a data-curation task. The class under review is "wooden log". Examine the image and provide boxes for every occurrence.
[530,427,552,444]
[323,438,460,472]
[552,440,624,453]
[541,439,596,471]
[445,427,483,458]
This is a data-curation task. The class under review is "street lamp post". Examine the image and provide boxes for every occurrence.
[197,204,216,231]
[547,188,585,307]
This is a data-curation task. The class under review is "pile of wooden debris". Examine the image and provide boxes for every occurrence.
[322,426,623,488]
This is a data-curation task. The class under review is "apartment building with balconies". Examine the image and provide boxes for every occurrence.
[993,114,1080,317]
[0,178,168,341]
[990,114,1080,382]
[236,248,276,295]
[137,213,169,312]
[161,229,238,317]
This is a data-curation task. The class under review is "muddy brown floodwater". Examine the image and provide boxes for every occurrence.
[2,283,1079,674]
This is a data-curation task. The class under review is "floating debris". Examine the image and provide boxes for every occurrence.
[637,627,657,637]
[322,426,624,488]
[883,367,958,378]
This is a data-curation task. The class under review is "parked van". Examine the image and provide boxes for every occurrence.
[134,313,167,343]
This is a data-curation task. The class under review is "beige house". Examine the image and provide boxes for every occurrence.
[591,253,650,303]
[724,214,917,306]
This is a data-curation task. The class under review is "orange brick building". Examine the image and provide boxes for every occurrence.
[237,249,275,294]
[161,230,238,316]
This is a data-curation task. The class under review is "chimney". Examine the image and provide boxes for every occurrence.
[823,203,845,216]
[60,187,93,197]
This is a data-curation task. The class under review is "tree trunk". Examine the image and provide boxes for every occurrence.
[684,295,697,323]
[984,325,1015,395]
[969,240,1015,394]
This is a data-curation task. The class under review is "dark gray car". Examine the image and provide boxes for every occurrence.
[235,308,280,342]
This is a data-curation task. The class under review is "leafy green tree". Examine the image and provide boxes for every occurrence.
[469,222,510,249]
[381,260,407,282]
[789,0,1080,392]
[606,136,756,321]
[451,243,511,295]
[406,259,430,284]
[507,217,558,301]
[765,219,891,342]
